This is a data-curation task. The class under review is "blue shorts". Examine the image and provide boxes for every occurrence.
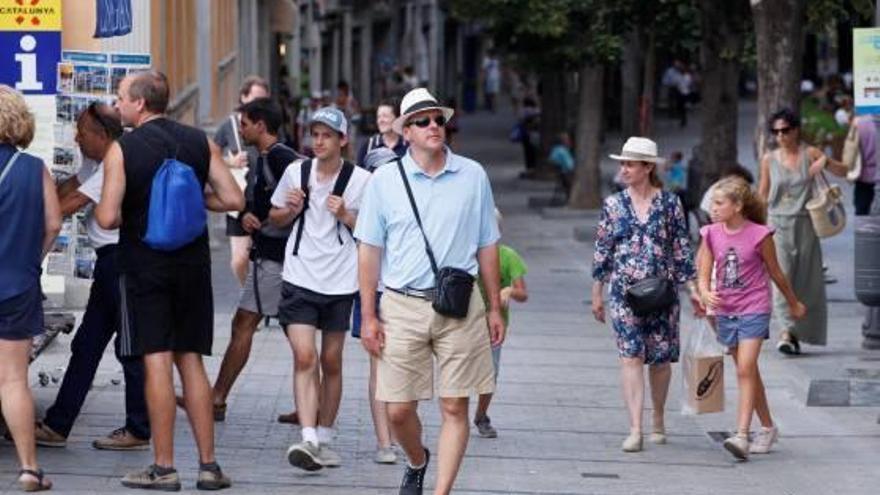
[0,282,44,341]
[715,314,770,348]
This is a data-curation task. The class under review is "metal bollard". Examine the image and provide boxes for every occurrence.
[854,216,880,350]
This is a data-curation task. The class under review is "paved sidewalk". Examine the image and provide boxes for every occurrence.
[2,104,879,494]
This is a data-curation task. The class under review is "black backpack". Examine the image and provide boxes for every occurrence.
[290,159,355,256]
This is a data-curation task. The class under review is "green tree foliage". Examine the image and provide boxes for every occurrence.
[806,0,873,32]
[449,0,629,69]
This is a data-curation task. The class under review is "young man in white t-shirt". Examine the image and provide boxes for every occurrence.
[269,107,370,471]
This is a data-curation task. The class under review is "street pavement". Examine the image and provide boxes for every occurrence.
[2,101,879,494]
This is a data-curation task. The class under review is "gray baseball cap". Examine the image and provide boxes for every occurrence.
[310,106,348,136]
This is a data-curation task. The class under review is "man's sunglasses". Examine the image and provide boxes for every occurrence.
[771,126,793,136]
[407,115,447,128]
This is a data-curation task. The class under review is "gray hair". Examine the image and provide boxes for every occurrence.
[128,70,169,114]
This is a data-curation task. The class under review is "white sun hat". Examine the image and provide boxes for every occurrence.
[609,137,665,164]
[392,87,455,135]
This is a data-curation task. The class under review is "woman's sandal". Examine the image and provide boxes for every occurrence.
[19,468,52,492]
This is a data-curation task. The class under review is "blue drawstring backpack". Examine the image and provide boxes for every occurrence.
[141,127,207,251]
[143,157,207,251]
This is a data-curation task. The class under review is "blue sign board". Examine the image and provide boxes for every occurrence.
[0,30,61,95]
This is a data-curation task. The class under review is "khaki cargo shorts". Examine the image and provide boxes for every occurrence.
[376,288,496,402]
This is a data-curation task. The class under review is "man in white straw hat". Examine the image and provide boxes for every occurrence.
[355,87,505,495]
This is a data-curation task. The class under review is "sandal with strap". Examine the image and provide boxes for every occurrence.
[19,468,52,492]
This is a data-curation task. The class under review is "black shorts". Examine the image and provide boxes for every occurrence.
[119,264,214,356]
[278,283,355,332]
[226,215,247,236]
[0,282,43,341]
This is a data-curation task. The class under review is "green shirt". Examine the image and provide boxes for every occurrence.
[480,244,528,326]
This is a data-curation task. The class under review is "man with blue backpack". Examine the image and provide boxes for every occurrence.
[201,97,304,422]
[268,107,371,471]
[95,70,244,491]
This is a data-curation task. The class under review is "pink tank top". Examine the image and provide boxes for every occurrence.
[699,221,774,315]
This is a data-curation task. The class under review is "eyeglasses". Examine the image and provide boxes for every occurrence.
[771,126,793,136]
[407,115,447,128]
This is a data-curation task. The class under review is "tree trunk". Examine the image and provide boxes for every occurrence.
[696,0,749,196]
[538,70,567,175]
[639,30,656,137]
[621,29,643,137]
[568,63,604,209]
[751,0,806,158]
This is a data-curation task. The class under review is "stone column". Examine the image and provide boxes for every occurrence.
[359,16,373,104]
[341,9,353,85]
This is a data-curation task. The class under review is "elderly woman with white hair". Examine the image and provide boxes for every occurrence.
[0,84,61,491]
[591,137,699,453]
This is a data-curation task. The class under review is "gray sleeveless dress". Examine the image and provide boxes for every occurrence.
[767,146,827,345]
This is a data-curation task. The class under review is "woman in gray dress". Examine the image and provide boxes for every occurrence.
[757,108,848,354]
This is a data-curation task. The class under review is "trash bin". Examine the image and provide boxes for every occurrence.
[854,216,880,349]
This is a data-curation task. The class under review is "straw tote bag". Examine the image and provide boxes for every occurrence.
[806,172,846,238]
[842,118,863,182]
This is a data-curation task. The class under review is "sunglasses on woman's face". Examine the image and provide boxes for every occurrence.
[772,126,793,136]
[407,115,447,128]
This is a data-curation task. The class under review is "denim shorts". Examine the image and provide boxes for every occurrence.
[715,314,771,348]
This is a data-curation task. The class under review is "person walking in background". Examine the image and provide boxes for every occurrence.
[199,98,303,423]
[0,84,61,492]
[757,108,849,355]
[663,151,689,231]
[38,102,150,452]
[548,131,575,198]
[214,76,270,286]
[356,88,505,495]
[591,137,699,453]
[474,209,528,439]
[482,51,501,113]
[352,103,407,464]
[853,114,879,215]
[97,71,243,491]
[517,96,540,177]
[269,107,370,471]
[296,91,323,157]
[698,176,806,460]
[334,81,361,160]
[356,100,407,169]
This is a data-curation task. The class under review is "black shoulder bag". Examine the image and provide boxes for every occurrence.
[396,159,474,319]
[624,193,676,317]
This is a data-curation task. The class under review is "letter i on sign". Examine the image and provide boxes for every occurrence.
[15,34,43,91]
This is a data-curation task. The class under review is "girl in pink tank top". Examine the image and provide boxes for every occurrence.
[696,176,806,461]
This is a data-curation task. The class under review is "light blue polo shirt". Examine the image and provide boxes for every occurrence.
[354,149,500,290]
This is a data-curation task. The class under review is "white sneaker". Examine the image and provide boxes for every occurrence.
[374,446,398,464]
[621,433,642,453]
[318,444,341,467]
[723,435,749,461]
[749,426,778,454]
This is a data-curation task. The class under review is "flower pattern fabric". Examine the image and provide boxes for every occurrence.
[592,190,696,364]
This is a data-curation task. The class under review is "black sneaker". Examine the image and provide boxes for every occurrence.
[399,447,430,495]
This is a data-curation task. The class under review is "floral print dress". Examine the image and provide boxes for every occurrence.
[592,189,696,364]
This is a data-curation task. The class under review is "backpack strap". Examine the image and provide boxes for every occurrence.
[332,161,356,244]
[290,159,312,256]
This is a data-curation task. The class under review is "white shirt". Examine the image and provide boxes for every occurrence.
[271,159,371,294]
[77,159,119,249]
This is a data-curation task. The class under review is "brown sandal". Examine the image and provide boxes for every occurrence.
[19,468,52,492]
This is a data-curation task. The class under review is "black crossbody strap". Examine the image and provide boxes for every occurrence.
[395,159,439,277]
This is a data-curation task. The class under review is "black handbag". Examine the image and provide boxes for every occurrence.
[396,160,474,318]
[625,277,675,317]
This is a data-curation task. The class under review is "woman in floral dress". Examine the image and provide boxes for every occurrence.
[591,137,700,453]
